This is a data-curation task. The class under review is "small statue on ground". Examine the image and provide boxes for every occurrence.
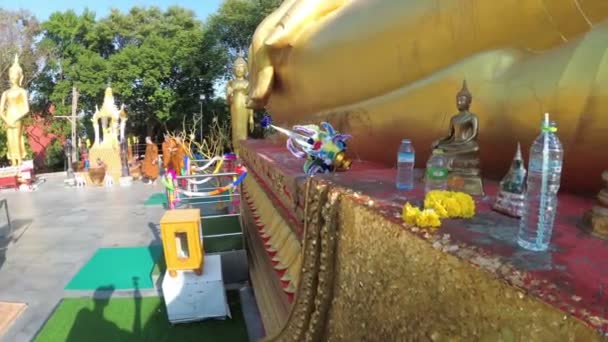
[584,171,608,239]
[226,53,254,155]
[0,55,29,166]
[431,80,483,195]
[493,143,526,217]
[142,137,159,184]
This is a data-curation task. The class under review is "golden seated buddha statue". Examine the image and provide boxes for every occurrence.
[432,81,483,195]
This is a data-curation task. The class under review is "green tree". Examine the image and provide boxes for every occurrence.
[33,7,226,142]
[207,0,282,77]
[0,9,44,87]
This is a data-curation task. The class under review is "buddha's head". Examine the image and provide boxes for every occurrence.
[456,80,472,111]
[233,53,248,79]
[8,54,23,87]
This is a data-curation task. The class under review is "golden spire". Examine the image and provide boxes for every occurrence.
[457,80,472,101]
[234,51,247,67]
[9,54,23,85]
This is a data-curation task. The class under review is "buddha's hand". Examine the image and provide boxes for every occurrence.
[249,112,254,132]
[247,0,348,109]
[265,0,348,48]
[5,119,16,129]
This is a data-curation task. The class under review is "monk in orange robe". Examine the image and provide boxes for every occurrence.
[142,137,159,183]
[172,137,186,175]
[162,135,172,170]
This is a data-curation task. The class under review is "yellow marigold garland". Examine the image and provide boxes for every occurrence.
[403,203,441,229]
[402,190,476,229]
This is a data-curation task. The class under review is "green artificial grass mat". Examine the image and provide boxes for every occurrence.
[65,246,163,291]
[35,291,247,342]
[144,193,167,206]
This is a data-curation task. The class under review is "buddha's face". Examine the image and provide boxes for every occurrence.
[456,95,471,111]
[8,68,22,87]
[234,63,247,78]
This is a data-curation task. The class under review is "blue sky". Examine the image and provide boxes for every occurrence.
[3,0,224,21]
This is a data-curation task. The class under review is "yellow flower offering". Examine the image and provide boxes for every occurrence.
[402,202,421,226]
[416,209,441,229]
[424,190,475,219]
[402,190,476,229]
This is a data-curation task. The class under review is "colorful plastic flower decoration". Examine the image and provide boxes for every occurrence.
[261,115,352,175]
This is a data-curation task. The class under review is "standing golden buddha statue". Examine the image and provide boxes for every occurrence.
[431,81,483,195]
[226,53,254,155]
[0,55,29,166]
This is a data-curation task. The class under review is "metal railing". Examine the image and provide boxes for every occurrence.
[167,169,245,252]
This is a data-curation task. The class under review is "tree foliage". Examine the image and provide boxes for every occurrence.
[207,0,282,77]
[0,1,283,170]
[34,7,225,139]
[0,9,45,88]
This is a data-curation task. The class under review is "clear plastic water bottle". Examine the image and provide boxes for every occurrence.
[396,139,415,190]
[517,113,563,252]
[425,149,448,193]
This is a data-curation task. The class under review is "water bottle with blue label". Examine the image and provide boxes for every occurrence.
[396,139,415,190]
[517,113,563,251]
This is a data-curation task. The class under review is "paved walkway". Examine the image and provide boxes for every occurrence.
[0,173,163,342]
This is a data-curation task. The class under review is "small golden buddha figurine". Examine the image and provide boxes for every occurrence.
[432,81,483,195]
[584,171,608,239]
[0,55,29,166]
[226,53,254,154]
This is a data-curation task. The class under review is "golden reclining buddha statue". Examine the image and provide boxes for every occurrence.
[248,0,608,194]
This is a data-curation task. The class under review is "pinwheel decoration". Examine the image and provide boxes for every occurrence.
[261,115,352,175]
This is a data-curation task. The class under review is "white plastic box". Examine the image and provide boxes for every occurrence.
[162,254,231,324]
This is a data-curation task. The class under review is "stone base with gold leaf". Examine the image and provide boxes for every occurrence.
[445,155,484,195]
[447,173,484,196]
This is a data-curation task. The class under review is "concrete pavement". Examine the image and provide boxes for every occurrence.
[0,173,162,342]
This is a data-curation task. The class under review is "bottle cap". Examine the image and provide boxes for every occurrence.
[402,139,411,143]
[541,113,558,133]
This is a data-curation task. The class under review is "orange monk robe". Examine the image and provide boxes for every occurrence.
[142,143,159,180]
[171,143,186,175]
[162,140,171,169]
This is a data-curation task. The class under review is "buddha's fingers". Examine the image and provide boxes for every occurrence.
[265,0,348,48]
[247,66,274,110]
